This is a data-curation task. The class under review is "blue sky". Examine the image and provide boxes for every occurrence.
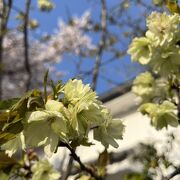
[12,0,149,94]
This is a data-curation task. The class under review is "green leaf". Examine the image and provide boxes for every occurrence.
[70,137,94,148]
[97,149,109,167]
[27,96,44,110]
[96,149,109,177]
[0,90,42,147]
[0,112,23,146]
[44,70,49,103]
[3,118,23,134]
[11,89,42,114]
[0,171,8,180]
[0,99,19,110]
[0,151,17,169]
[124,172,153,180]
[0,132,16,145]
[50,80,56,100]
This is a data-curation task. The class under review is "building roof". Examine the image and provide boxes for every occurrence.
[99,80,133,103]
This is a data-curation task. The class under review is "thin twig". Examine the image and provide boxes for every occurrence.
[70,148,133,176]
[24,0,31,91]
[92,0,107,90]
[176,84,180,119]
[63,143,103,180]
[166,167,180,180]
[170,78,180,120]
[61,156,74,180]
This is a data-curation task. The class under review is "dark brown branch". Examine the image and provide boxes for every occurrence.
[166,167,180,180]
[170,78,180,120]
[23,0,31,91]
[3,0,12,28]
[177,85,180,119]
[61,147,77,180]
[0,4,5,100]
[61,156,74,180]
[63,143,103,180]
[75,56,83,78]
[92,0,107,91]
[0,0,12,99]
[70,148,133,176]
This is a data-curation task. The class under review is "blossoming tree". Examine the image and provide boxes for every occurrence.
[0,0,180,180]
[127,0,180,179]
[0,0,158,99]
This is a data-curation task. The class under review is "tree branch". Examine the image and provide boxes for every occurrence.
[177,84,180,119]
[92,0,107,90]
[170,78,180,120]
[61,156,74,180]
[23,0,31,91]
[0,0,12,99]
[63,143,103,180]
[68,148,133,176]
[166,167,180,180]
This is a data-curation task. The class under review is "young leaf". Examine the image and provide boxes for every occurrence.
[44,70,49,103]
[0,99,19,110]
